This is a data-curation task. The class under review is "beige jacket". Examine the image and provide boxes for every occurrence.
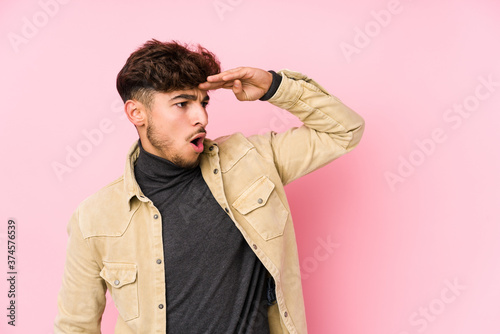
[54,70,365,333]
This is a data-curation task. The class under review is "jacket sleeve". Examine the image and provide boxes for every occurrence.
[54,208,106,333]
[247,69,365,186]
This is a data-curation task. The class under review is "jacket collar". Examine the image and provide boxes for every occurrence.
[123,141,141,210]
[123,138,219,210]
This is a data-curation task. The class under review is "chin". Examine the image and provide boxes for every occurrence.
[174,154,201,169]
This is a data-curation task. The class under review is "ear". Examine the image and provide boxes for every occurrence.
[124,100,147,127]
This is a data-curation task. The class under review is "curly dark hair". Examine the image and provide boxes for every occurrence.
[116,39,221,109]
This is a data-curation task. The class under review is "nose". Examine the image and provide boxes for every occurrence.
[192,103,208,128]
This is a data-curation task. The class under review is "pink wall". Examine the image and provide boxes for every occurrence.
[1,0,499,333]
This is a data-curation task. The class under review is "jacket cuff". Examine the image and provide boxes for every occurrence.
[259,70,283,101]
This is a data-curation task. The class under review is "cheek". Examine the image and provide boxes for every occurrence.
[163,121,187,144]
[150,111,190,144]
[151,113,174,133]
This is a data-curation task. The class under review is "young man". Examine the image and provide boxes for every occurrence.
[54,39,365,334]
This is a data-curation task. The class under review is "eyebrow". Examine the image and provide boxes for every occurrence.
[170,94,210,102]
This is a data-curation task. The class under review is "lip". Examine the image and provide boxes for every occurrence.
[189,132,206,153]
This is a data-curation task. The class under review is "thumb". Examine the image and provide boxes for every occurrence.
[232,80,247,101]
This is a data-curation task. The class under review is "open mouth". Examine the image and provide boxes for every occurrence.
[189,133,205,153]
[190,137,202,146]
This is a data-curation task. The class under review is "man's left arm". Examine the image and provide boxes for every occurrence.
[199,67,365,185]
[254,69,365,185]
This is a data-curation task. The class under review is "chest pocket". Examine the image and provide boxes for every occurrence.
[100,262,139,321]
[232,176,288,241]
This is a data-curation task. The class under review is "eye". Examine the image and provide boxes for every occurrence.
[175,102,187,108]
[201,101,209,108]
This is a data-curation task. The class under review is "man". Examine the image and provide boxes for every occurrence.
[54,39,364,334]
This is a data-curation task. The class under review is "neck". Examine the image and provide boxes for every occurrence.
[134,140,198,181]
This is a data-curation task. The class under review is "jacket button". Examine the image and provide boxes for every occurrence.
[158,304,164,309]
[114,280,120,286]
[257,198,263,204]
[154,214,159,219]
[213,168,218,174]
[252,244,257,250]
[156,259,162,264]
[284,311,288,317]
[225,208,229,213]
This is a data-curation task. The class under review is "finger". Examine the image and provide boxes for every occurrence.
[205,68,234,82]
[198,81,226,90]
[198,82,217,90]
[221,68,251,82]
[198,80,236,91]
[231,79,241,94]
[207,67,249,82]
[232,79,248,101]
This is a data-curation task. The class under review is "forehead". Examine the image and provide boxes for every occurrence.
[157,88,209,102]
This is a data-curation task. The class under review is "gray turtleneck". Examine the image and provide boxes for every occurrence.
[134,142,270,334]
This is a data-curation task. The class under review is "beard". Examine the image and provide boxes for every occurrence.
[146,121,201,169]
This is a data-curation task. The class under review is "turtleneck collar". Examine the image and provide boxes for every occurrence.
[134,140,200,183]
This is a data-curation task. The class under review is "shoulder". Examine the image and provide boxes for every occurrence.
[79,175,125,209]
[76,175,136,238]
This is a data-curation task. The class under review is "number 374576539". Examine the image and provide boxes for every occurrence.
[7,220,16,270]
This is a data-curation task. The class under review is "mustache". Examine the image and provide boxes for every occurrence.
[186,127,206,141]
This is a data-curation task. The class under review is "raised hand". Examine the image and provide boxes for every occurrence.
[198,67,273,101]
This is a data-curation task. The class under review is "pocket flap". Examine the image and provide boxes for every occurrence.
[233,176,275,215]
[100,262,137,289]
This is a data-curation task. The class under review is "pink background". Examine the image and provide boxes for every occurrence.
[1,0,499,333]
